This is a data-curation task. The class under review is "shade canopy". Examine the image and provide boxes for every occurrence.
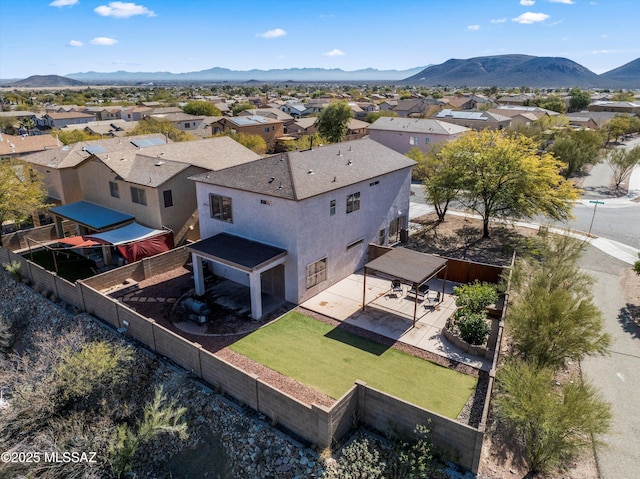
[49,201,134,231]
[364,247,447,286]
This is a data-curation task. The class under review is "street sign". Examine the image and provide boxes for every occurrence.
[589,200,605,205]
[588,200,605,235]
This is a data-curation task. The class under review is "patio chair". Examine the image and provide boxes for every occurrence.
[427,290,441,304]
[408,283,429,300]
[389,280,403,297]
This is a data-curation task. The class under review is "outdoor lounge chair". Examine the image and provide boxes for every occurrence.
[408,283,429,300]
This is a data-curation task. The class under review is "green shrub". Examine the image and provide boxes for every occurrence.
[455,310,490,345]
[454,280,498,314]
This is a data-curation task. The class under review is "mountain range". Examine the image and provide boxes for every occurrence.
[3,55,639,88]
[63,66,427,83]
[403,55,640,89]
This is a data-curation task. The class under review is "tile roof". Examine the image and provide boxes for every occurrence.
[367,116,469,135]
[189,137,415,201]
[0,134,60,156]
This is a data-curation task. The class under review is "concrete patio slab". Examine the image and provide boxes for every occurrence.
[302,271,492,372]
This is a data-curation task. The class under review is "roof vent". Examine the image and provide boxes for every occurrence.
[308,169,314,175]
[347,159,353,166]
[155,161,165,166]
[268,177,275,183]
[337,150,342,156]
[277,182,283,189]
[332,176,337,182]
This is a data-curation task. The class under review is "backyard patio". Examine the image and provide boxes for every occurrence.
[301,271,493,372]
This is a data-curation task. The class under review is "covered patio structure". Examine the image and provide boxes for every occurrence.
[363,247,448,328]
[187,233,287,320]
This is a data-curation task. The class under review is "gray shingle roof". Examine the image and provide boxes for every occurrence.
[367,116,469,135]
[190,138,416,201]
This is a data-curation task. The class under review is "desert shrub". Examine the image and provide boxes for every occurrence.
[454,280,498,314]
[455,310,490,345]
[495,359,611,474]
[111,386,188,476]
[2,260,22,280]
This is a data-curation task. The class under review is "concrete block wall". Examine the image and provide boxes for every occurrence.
[199,350,259,410]
[327,385,360,445]
[358,383,482,473]
[256,380,320,446]
[55,275,82,305]
[142,247,189,277]
[83,262,145,290]
[78,282,120,328]
[153,324,202,377]
[26,261,57,294]
[117,304,156,346]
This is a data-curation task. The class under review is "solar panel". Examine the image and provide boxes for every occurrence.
[131,137,166,148]
[84,144,107,154]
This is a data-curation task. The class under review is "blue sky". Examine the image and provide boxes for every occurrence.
[1,0,638,79]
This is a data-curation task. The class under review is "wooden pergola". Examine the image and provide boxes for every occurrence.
[362,248,448,328]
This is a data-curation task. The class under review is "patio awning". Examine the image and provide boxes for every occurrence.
[363,247,448,328]
[49,201,134,231]
[57,236,101,248]
[187,232,287,273]
[86,222,167,245]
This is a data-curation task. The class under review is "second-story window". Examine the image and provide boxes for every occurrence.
[330,199,336,216]
[346,192,360,214]
[210,193,233,223]
[163,190,173,208]
[109,181,119,199]
[131,187,146,206]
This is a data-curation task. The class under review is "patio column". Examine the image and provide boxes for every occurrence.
[249,271,262,320]
[192,253,206,296]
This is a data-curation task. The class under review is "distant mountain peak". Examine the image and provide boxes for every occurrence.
[8,74,84,87]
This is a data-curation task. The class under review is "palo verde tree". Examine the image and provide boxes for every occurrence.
[437,130,579,238]
[606,144,640,190]
[407,146,461,222]
[182,100,222,116]
[568,87,591,112]
[495,358,611,474]
[0,159,49,244]
[314,100,353,143]
[507,234,611,368]
[548,128,605,179]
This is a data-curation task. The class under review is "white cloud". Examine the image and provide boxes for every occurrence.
[324,49,345,57]
[520,0,535,5]
[512,12,550,24]
[491,18,508,23]
[592,49,617,54]
[90,37,119,45]
[49,0,78,6]
[549,0,574,4]
[601,34,607,38]
[256,28,287,39]
[94,2,156,18]
[467,25,480,31]
[68,40,83,47]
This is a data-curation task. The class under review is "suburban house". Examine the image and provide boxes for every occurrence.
[209,115,285,149]
[187,138,416,319]
[38,111,95,129]
[62,119,137,137]
[84,106,122,122]
[18,134,172,206]
[0,133,60,157]
[65,137,260,244]
[279,102,308,118]
[435,109,512,131]
[393,98,446,118]
[118,106,153,121]
[588,101,640,115]
[286,118,370,140]
[19,135,261,245]
[367,117,470,154]
[148,112,206,132]
[566,111,620,130]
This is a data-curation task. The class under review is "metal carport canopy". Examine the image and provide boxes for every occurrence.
[49,200,134,231]
[363,247,448,327]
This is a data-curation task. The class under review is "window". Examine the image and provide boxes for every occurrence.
[306,258,327,289]
[425,137,430,144]
[209,193,233,223]
[260,199,271,206]
[410,136,419,145]
[184,122,191,129]
[130,187,146,206]
[264,127,270,133]
[109,181,119,198]
[346,192,360,214]
[369,180,379,187]
[379,229,386,245]
[163,189,173,208]
[329,199,336,216]
[347,238,364,250]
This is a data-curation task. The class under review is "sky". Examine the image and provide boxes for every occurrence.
[1,0,639,79]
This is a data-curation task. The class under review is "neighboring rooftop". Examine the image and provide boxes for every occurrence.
[367,116,470,135]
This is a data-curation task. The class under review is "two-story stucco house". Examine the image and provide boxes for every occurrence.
[187,138,416,320]
[367,117,470,154]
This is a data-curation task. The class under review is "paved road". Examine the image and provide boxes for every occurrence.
[578,246,640,478]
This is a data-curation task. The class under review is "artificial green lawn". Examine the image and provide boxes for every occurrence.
[229,311,477,418]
